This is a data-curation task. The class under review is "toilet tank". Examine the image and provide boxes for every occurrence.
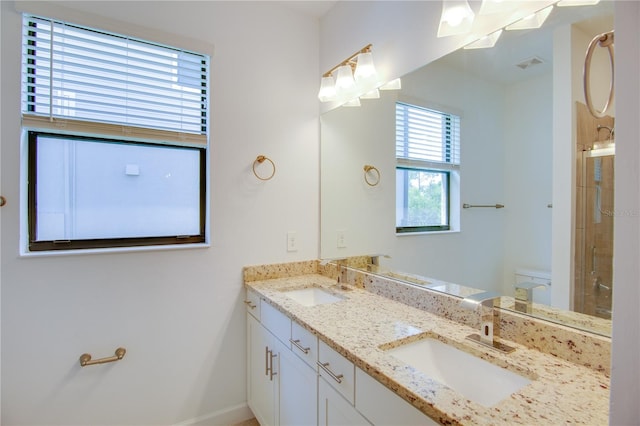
[514,269,551,306]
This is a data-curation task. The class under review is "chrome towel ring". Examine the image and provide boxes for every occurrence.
[584,31,614,119]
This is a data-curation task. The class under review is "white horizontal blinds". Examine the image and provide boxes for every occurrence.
[21,15,208,146]
[395,102,460,168]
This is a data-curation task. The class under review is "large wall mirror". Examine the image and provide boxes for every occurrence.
[320,1,614,336]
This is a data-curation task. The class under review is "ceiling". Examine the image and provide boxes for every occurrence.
[277,0,338,18]
[437,1,614,84]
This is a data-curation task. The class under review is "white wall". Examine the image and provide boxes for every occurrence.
[610,2,640,423]
[321,1,639,422]
[502,73,553,295]
[392,60,508,289]
[1,1,319,424]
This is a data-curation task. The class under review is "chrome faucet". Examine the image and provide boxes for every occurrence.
[461,291,515,353]
[319,257,348,286]
[514,282,546,314]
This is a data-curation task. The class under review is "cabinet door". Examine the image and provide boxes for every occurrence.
[355,368,437,425]
[247,313,278,426]
[318,377,370,426]
[278,338,317,426]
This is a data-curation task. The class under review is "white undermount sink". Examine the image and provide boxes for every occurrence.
[385,337,531,407]
[282,287,343,307]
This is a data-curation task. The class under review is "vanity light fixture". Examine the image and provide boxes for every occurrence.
[437,0,475,38]
[505,5,554,30]
[317,44,400,106]
[464,29,503,49]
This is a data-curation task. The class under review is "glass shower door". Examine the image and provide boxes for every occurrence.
[576,147,614,319]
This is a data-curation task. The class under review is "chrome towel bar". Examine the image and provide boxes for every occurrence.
[463,203,504,209]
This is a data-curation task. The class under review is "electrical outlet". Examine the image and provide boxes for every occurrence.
[287,231,298,252]
[337,230,347,248]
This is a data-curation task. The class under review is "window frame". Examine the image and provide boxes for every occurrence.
[395,101,460,234]
[20,14,211,253]
[396,166,451,233]
[27,131,207,252]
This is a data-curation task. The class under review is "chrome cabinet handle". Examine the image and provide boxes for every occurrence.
[317,361,343,384]
[265,347,278,381]
[244,300,257,309]
[269,351,278,381]
[290,338,310,354]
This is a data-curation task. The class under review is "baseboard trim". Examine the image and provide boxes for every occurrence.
[174,402,254,426]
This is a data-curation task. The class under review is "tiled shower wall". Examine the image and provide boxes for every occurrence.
[574,102,615,318]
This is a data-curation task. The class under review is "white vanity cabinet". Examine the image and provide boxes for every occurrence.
[317,340,370,425]
[318,376,371,426]
[247,313,280,426]
[278,341,317,425]
[355,368,437,425]
[246,292,317,426]
[246,289,436,425]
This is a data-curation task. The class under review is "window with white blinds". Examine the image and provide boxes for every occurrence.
[20,15,209,252]
[395,102,460,233]
[395,102,460,167]
[21,15,209,146]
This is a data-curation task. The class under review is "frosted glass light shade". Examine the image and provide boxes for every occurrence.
[317,76,337,102]
[464,29,503,49]
[506,6,553,30]
[354,52,377,83]
[437,0,475,38]
[335,65,355,90]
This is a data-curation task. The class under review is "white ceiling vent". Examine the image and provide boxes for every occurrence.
[515,56,544,70]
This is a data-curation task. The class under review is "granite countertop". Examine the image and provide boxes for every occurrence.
[245,274,610,425]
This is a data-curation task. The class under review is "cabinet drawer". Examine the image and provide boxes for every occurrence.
[355,368,437,425]
[244,289,261,320]
[260,299,292,347]
[318,340,355,404]
[290,321,318,369]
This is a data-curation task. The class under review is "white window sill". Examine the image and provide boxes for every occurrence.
[19,243,210,258]
[396,229,461,237]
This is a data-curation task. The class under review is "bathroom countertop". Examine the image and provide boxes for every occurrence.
[245,274,610,425]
